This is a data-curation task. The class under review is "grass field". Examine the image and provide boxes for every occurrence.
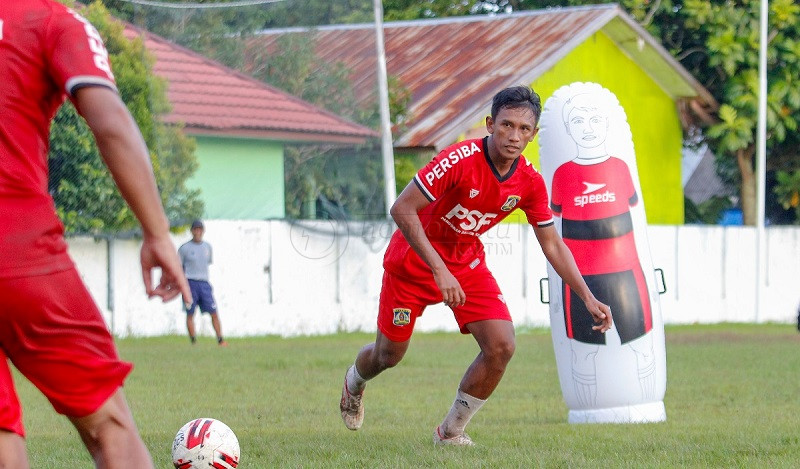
[15,323,800,468]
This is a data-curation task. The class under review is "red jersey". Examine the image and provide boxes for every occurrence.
[0,1,117,278]
[550,157,639,273]
[384,137,553,280]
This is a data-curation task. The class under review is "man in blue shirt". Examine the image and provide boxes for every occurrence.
[179,220,228,346]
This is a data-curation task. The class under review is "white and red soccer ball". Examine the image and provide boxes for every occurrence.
[172,418,240,469]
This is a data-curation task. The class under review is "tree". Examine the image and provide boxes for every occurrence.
[261,0,374,26]
[677,0,800,225]
[557,0,800,225]
[245,33,365,123]
[243,31,411,219]
[382,0,663,20]
[105,0,268,69]
[383,0,477,19]
[105,0,376,68]
[774,170,800,223]
[50,1,203,234]
[245,32,367,219]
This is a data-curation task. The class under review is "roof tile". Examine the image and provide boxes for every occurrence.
[122,26,376,143]
[245,5,713,149]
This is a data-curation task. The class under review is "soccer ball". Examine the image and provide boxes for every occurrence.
[171,418,240,468]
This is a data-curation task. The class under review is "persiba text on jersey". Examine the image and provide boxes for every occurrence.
[68,8,114,80]
[422,141,482,186]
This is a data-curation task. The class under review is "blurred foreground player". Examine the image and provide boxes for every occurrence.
[339,86,612,446]
[0,1,191,467]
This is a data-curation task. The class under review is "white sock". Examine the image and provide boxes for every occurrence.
[346,364,367,395]
[440,389,486,437]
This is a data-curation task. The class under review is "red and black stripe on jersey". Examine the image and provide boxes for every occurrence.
[550,156,652,344]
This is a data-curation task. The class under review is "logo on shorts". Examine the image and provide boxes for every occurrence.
[393,308,411,326]
[497,294,506,304]
[501,195,521,211]
[469,189,479,198]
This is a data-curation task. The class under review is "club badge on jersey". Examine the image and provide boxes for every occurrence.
[392,308,411,326]
[500,195,521,211]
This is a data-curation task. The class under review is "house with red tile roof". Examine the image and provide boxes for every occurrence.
[245,5,718,224]
[123,26,377,220]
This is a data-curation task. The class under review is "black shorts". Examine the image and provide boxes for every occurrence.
[563,268,652,345]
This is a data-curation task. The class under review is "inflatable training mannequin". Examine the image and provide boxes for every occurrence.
[539,82,667,423]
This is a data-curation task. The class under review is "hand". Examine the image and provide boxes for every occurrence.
[432,267,465,308]
[586,298,612,333]
[140,234,192,304]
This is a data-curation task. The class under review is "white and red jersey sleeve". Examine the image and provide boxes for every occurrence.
[517,159,554,227]
[551,164,566,215]
[44,3,117,96]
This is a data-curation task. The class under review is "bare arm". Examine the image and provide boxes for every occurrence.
[390,181,465,307]
[534,224,612,332]
[72,86,191,304]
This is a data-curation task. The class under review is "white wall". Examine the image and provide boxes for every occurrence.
[67,221,800,338]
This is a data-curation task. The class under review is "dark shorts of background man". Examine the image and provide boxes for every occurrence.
[185,279,217,315]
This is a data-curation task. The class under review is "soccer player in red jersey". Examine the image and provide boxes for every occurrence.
[340,86,612,446]
[0,2,190,467]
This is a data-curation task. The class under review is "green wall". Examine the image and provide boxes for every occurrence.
[189,136,285,219]
[528,31,685,224]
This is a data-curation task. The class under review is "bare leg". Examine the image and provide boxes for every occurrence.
[210,313,224,342]
[459,320,516,399]
[69,388,153,469]
[353,330,411,383]
[340,331,410,430]
[436,320,515,440]
[185,314,196,342]
[0,430,29,469]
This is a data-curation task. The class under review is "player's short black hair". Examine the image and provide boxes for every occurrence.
[491,85,542,123]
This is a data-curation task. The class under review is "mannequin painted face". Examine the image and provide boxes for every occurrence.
[566,106,608,150]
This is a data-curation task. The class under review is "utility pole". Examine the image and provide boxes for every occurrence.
[372,0,396,219]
